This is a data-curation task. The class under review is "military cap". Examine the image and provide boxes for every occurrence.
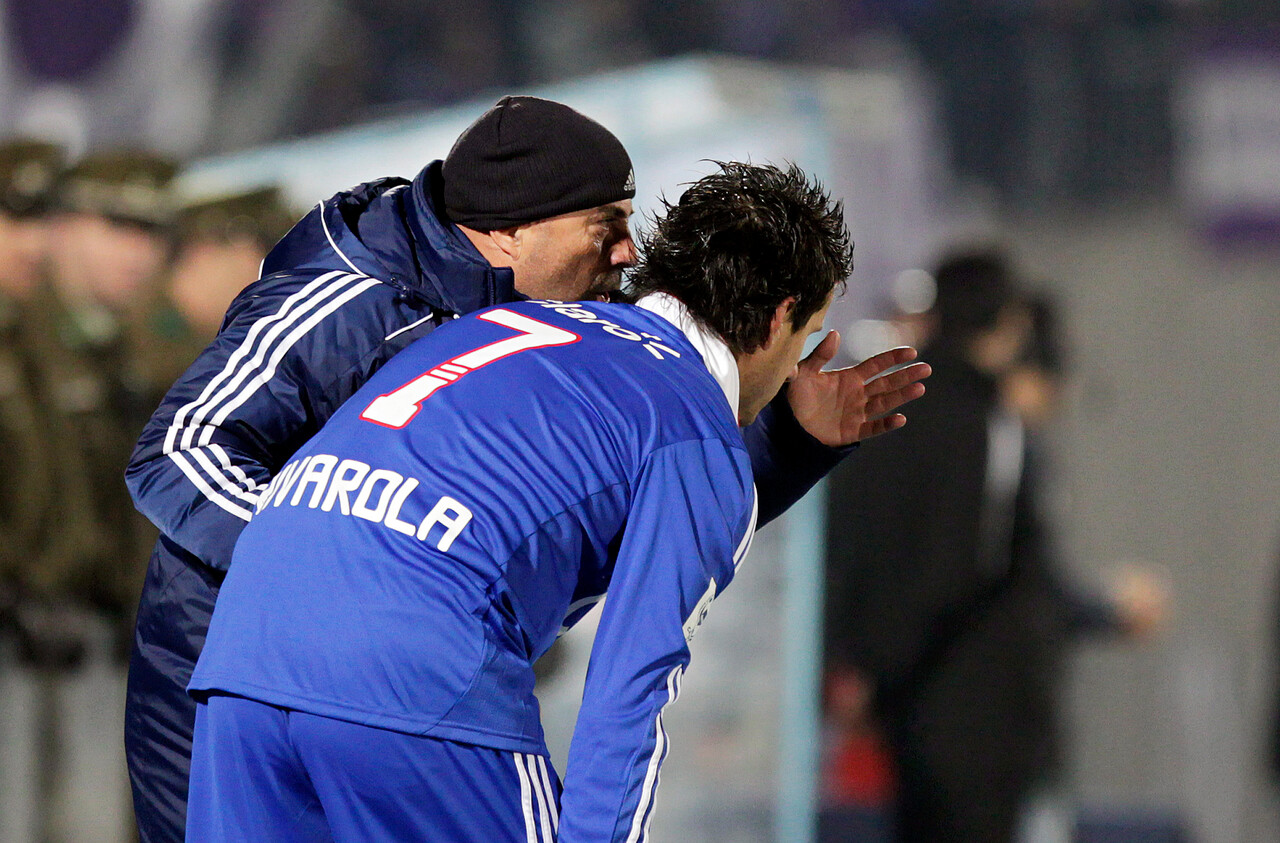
[58,149,181,228]
[0,138,66,218]
[178,186,296,249]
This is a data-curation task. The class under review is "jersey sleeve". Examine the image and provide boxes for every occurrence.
[124,271,391,572]
[742,387,854,526]
[557,437,757,843]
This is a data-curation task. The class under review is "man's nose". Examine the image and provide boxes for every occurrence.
[611,236,636,267]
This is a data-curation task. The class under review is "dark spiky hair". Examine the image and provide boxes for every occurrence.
[627,161,852,355]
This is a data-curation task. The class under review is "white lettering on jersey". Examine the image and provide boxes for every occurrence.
[384,477,420,536]
[292,454,337,508]
[351,469,405,522]
[416,496,473,552]
[531,300,682,360]
[255,456,307,513]
[261,454,473,552]
[321,459,371,514]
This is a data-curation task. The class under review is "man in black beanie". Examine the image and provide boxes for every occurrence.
[124,95,927,843]
[442,95,638,302]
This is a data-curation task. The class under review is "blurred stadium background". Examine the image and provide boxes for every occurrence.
[2,1,1280,841]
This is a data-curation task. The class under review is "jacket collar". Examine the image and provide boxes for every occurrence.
[265,162,516,316]
[635,292,739,418]
[402,161,517,314]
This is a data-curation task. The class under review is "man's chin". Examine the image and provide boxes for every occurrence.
[602,288,637,305]
[582,272,625,302]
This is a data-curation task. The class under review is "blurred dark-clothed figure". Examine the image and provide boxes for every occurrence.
[0,139,66,633]
[34,149,180,636]
[823,250,1165,843]
[0,137,67,842]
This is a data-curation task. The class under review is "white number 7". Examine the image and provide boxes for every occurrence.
[361,309,580,429]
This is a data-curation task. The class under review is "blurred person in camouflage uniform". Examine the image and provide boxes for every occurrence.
[149,186,297,383]
[30,150,181,646]
[11,148,181,842]
[0,139,66,655]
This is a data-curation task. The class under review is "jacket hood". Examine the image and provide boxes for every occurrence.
[260,161,516,315]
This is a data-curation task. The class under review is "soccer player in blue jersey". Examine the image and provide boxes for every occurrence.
[183,162,928,842]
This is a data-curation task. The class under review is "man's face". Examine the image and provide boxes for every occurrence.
[169,235,263,334]
[513,200,635,301]
[48,213,171,313]
[0,212,50,300]
[738,293,833,425]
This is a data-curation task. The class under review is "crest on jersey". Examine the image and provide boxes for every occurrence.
[683,578,717,643]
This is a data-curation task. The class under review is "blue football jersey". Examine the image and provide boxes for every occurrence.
[190,296,758,842]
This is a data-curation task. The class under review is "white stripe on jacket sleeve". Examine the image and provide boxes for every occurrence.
[199,277,382,442]
[161,271,381,522]
[181,273,371,449]
[163,270,353,454]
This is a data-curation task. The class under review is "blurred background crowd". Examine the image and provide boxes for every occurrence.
[0,141,296,841]
[1,0,1273,199]
[1,0,1279,841]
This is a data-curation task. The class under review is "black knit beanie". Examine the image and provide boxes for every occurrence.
[442,96,635,231]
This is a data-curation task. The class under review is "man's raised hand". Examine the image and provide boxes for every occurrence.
[787,332,930,447]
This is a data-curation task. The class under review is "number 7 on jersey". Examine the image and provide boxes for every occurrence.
[361,309,580,429]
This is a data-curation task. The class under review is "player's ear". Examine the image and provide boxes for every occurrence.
[761,298,796,350]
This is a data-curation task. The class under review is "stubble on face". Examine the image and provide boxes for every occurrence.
[517,202,633,302]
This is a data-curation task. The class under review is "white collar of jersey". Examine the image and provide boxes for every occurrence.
[635,292,740,420]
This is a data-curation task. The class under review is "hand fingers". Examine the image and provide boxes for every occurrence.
[858,413,907,440]
[852,346,917,380]
[866,361,931,395]
[865,381,926,419]
[796,330,841,377]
